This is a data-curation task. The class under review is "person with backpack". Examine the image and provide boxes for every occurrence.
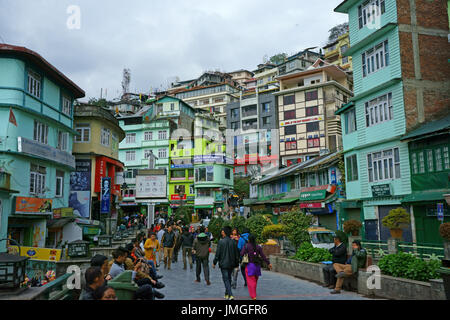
[237,228,250,287]
[240,234,272,300]
[231,228,241,289]
[192,230,211,285]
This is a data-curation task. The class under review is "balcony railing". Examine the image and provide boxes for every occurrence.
[242,109,258,118]
[242,123,258,131]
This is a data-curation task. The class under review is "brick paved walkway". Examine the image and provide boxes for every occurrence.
[156,252,371,300]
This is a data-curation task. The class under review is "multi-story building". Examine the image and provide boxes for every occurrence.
[334,0,450,241]
[275,59,353,167]
[277,50,322,76]
[0,44,84,251]
[323,32,353,71]
[71,104,125,239]
[253,63,280,92]
[228,69,254,88]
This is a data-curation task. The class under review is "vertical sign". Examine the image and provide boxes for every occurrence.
[70,159,91,219]
[437,203,444,222]
[101,177,111,214]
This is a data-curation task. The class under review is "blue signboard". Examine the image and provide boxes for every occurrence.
[437,203,444,222]
[101,177,111,214]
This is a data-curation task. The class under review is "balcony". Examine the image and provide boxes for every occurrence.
[242,123,258,131]
[241,108,258,118]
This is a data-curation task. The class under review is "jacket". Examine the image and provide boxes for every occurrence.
[213,236,240,269]
[181,232,194,248]
[241,243,270,266]
[351,248,367,274]
[193,235,211,258]
[329,242,347,264]
[161,231,176,248]
[237,233,249,251]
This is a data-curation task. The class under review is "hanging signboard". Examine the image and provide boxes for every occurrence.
[100,177,111,214]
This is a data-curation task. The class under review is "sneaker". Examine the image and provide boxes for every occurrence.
[228,296,235,300]
[206,281,211,286]
[330,289,341,294]
[224,295,229,300]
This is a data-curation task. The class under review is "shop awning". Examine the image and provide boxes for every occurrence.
[271,197,299,204]
[195,205,214,209]
[243,199,258,206]
[47,218,76,229]
[299,189,327,201]
[401,190,449,203]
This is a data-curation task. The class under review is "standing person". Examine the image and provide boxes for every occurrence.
[213,226,240,300]
[172,222,182,263]
[161,225,176,270]
[143,232,160,266]
[181,227,194,270]
[237,228,250,287]
[231,228,241,289]
[322,235,347,289]
[193,231,211,285]
[157,225,166,267]
[240,234,272,300]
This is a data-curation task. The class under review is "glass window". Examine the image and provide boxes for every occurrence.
[306,122,319,132]
[427,150,434,172]
[75,124,90,142]
[418,151,425,173]
[367,148,400,182]
[346,155,358,181]
[30,164,46,195]
[158,130,167,140]
[33,120,48,144]
[285,125,297,135]
[126,133,136,144]
[285,141,297,150]
[345,109,357,134]
[443,147,449,169]
[27,70,41,99]
[225,168,230,179]
[284,110,296,120]
[306,106,319,116]
[365,92,393,127]
[305,90,318,101]
[62,96,72,115]
[158,148,167,158]
[435,148,443,171]
[307,138,320,148]
[101,128,111,146]
[283,95,295,105]
[57,131,68,151]
[144,131,153,141]
[363,40,389,77]
[56,170,64,198]
[126,151,135,161]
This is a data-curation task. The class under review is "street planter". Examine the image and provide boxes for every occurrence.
[389,228,403,239]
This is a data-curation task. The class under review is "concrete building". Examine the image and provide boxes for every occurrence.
[275,59,353,167]
[0,44,84,252]
[323,32,353,71]
[277,50,323,76]
[253,63,280,92]
[228,69,254,88]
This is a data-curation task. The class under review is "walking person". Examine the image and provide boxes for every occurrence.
[193,230,211,285]
[240,234,272,300]
[172,223,182,263]
[181,227,194,270]
[237,228,250,287]
[157,225,166,267]
[161,225,176,270]
[231,228,241,289]
[213,226,240,300]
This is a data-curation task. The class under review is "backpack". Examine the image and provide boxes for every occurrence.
[246,243,264,266]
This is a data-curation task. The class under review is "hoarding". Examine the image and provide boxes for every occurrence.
[69,191,91,218]
[8,245,62,262]
[100,177,111,214]
[136,175,167,198]
[15,197,52,214]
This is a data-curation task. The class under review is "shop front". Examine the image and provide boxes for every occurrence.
[299,185,339,231]
[46,207,79,248]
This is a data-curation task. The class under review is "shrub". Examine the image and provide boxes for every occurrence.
[245,214,271,244]
[293,242,332,263]
[439,222,450,241]
[208,216,224,240]
[381,207,410,229]
[172,206,192,226]
[230,216,247,234]
[378,252,442,282]
[262,224,287,242]
[279,207,313,250]
[343,219,362,234]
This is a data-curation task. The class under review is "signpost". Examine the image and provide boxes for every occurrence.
[437,203,444,222]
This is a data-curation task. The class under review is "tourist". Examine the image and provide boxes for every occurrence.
[80,266,104,300]
[91,254,112,281]
[240,234,272,300]
[193,230,211,285]
[161,225,176,270]
[213,226,240,300]
[322,235,347,289]
[172,222,182,263]
[157,225,166,266]
[181,226,195,270]
[237,227,250,287]
[231,228,241,289]
[93,285,117,300]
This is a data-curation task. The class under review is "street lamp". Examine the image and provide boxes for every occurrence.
[0,239,28,290]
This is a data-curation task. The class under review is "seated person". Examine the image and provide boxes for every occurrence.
[322,235,347,289]
[331,240,367,294]
[80,267,105,300]
[132,239,162,280]
[91,254,112,281]
[93,285,117,300]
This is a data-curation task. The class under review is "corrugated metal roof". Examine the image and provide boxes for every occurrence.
[401,115,450,141]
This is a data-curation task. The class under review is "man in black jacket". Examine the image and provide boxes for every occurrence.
[213,226,240,300]
[161,226,176,270]
[181,227,194,269]
[322,235,347,288]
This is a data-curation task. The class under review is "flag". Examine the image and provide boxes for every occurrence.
[9,108,17,126]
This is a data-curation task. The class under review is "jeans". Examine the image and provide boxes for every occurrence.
[241,263,247,285]
[164,247,174,269]
[322,264,337,286]
[146,260,158,278]
[196,256,210,282]
[231,267,239,288]
[220,268,234,297]
[182,247,193,268]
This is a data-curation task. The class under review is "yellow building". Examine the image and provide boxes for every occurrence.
[323,32,352,71]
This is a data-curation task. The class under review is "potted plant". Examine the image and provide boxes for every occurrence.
[438,222,450,300]
[381,207,411,239]
[343,219,362,236]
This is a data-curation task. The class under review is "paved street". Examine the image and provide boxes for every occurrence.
[157,253,371,300]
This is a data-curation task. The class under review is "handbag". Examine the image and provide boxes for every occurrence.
[241,243,249,264]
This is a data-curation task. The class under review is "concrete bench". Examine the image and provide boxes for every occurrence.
[342,255,372,292]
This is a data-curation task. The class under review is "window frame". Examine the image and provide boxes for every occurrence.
[55,170,64,198]
[365,92,393,127]
[27,69,41,99]
[75,123,91,143]
[367,147,401,183]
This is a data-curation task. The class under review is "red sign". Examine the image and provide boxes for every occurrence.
[300,203,324,209]
[301,184,336,193]
[171,194,187,201]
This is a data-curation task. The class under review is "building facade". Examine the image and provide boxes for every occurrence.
[0,44,84,252]
[323,32,353,71]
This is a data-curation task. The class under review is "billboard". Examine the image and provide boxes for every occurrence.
[100,177,111,214]
[70,159,91,191]
[8,245,62,262]
[136,175,167,198]
[69,191,91,219]
[15,197,52,214]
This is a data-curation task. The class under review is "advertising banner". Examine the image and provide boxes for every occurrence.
[15,197,52,214]
[101,177,111,214]
[70,159,91,191]
[69,191,91,218]
[8,245,62,262]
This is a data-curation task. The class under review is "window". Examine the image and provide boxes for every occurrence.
[170,103,175,111]
[126,133,136,144]
[283,95,295,105]
[367,148,400,182]
[225,168,231,179]
[62,96,72,115]
[144,131,153,141]
[307,138,320,148]
[33,120,48,144]
[427,150,434,172]
[435,148,443,171]
[75,124,90,142]
[284,110,296,120]
[358,0,385,29]
[341,44,349,54]
[262,117,270,126]
[56,170,64,198]
[262,102,270,113]
[231,122,239,130]
[285,125,297,135]
[306,106,319,116]
[27,70,41,99]
[444,147,449,169]
[30,164,46,195]
[158,130,167,140]
[126,151,136,162]
[345,109,357,134]
[363,40,389,77]
[346,155,359,181]
[306,122,320,132]
[411,153,418,174]
[305,90,318,101]
[418,151,425,173]
[285,141,297,150]
[57,131,69,151]
[342,56,349,64]
[101,128,111,146]
[318,170,329,186]
[158,148,167,158]
[365,92,393,127]
[231,109,239,118]
[197,188,212,197]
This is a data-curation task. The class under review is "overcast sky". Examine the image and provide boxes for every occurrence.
[0,0,347,101]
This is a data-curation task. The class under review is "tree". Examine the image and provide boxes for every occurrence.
[269,53,288,65]
[280,208,313,250]
[172,206,192,226]
[327,22,349,44]
[245,214,271,244]
[233,177,250,201]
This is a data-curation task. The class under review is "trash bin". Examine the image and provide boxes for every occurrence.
[108,270,138,300]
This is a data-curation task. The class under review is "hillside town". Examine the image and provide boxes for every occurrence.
[0,0,449,302]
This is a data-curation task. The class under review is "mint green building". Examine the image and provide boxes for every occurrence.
[335,0,413,241]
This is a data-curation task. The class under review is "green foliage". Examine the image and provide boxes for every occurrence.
[279,208,313,249]
[230,216,247,234]
[245,214,271,244]
[327,22,349,44]
[439,222,450,241]
[172,206,192,226]
[378,252,442,282]
[233,177,250,201]
[381,207,411,229]
[343,219,362,234]
[208,216,224,240]
[269,53,288,65]
[262,224,287,242]
[292,242,333,263]
[251,208,271,217]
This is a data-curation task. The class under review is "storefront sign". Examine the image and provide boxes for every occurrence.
[70,160,91,191]
[280,116,323,127]
[83,226,101,236]
[136,175,167,198]
[52,207,74,219]
[300,203,324,209]
[437,203,444,221]
[101,177,111,214]
[69,191,91,219]
[171,194,187,200]
[15,197,52,214]
[371,184,391,197]
[8,245,61,262]
[17,137,75,168]
[299,190,327,201]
